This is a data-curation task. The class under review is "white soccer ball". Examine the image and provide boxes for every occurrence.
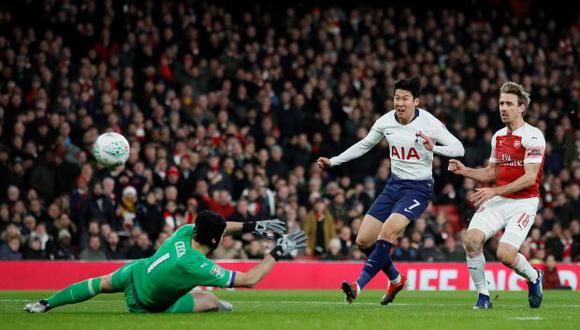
[92,132,130,168]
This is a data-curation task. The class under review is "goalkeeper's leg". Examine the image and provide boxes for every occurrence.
[165,292,232,313]
[25,272,120,313]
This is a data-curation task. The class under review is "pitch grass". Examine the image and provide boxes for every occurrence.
[1,290,578,330]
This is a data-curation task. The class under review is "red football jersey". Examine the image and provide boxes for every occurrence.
[490,123,545,199]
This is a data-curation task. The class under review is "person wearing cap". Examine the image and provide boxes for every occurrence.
[53,229,75,260]
[25,211,305,314]
[117,186,138,231]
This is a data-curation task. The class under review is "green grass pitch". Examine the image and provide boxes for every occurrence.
[1,290,578,330]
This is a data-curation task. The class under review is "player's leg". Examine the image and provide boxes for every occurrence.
[341,190,394,303]
[374,187,432,305]
[165,292,233,313]
[464,229,488,294]
[464,197,505,309]
[356,213,409,292]
[359,187,400,278]
[24,272,121,313]
[354,214,383,256]
[497,200,543,308]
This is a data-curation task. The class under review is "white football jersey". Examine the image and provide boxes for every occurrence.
[330,108,464,180]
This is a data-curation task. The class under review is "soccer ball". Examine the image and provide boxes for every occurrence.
[92,132,130,168]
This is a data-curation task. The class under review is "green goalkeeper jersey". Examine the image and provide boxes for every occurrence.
[130,224,235,310]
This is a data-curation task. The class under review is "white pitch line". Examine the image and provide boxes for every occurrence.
[509,317,544,320]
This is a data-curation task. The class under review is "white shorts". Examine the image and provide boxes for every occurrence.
[468,196,539,249]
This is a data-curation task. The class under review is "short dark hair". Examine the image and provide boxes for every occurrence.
[394,76,422,98]
[193,210,226,250]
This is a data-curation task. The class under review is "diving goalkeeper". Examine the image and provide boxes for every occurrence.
[24,211,306,313]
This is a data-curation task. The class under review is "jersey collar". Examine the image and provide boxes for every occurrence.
[395,108,420,125]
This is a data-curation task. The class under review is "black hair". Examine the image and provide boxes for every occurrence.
[193,210,226,250]
[393,76,422,98]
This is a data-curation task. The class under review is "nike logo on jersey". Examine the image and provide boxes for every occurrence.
[386,132,393,135]
[200,263,209,268]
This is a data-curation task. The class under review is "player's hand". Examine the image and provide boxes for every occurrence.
[316,157,332,169]
[416,131,434,151]
[253,219,287,240]
[471,187,497,208]
[448,159,467,175]
[270,230,307,260]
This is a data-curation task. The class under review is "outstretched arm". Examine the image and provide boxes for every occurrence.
[232,255,277,288]
[448,159,497,183]
[318,127,384,168]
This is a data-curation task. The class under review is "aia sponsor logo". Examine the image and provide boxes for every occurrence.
[391,146,420,160]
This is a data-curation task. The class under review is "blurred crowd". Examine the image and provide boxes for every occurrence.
[0,0,578,266]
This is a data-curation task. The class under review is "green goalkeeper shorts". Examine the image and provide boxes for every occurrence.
[111,261,195,313]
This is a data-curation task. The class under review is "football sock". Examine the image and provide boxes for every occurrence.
[467,250,489,296]
[356,240,399,289]
[391,273,402,285]
[510,253,539,283]
[361,242,400,282]
[46,278,102,308]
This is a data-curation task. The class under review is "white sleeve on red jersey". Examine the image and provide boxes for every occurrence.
[489,131,499,164]
[523,127,545,164]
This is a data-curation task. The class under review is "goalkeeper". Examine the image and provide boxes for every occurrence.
[24,211,306,313]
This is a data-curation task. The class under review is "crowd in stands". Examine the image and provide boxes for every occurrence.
[0,0,578,266]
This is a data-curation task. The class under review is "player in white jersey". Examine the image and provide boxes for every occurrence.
[448,82,544,309]
[317,77,464,305]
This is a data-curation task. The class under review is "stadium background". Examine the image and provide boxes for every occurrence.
[0,0,578,290]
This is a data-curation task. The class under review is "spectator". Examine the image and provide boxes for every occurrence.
[137,191,164,242]
[0,235,23,260]
[321,238,343,261]
[418,237,443,262]
[80,235,107,261]
[117,186,138,232]
[212,236,248,260]
[127,233,154,259]
[53,229,75,260]
[393,237,418,262]
[543,255,571,290]
[441,237,465,262]
[104,231,127,260]
[245,240,264,260]
[24,236,50,260]
[338,226,354,256]
[303,199,336,256]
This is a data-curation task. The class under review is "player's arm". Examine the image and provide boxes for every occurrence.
[317,125,384,168]
[224,219,286,239]
[448,160,498,183]
[448,130,498,183]
[418,120,464,157]
[233,230,307,288]
[232,255,277,288]
[491,163,541,196]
